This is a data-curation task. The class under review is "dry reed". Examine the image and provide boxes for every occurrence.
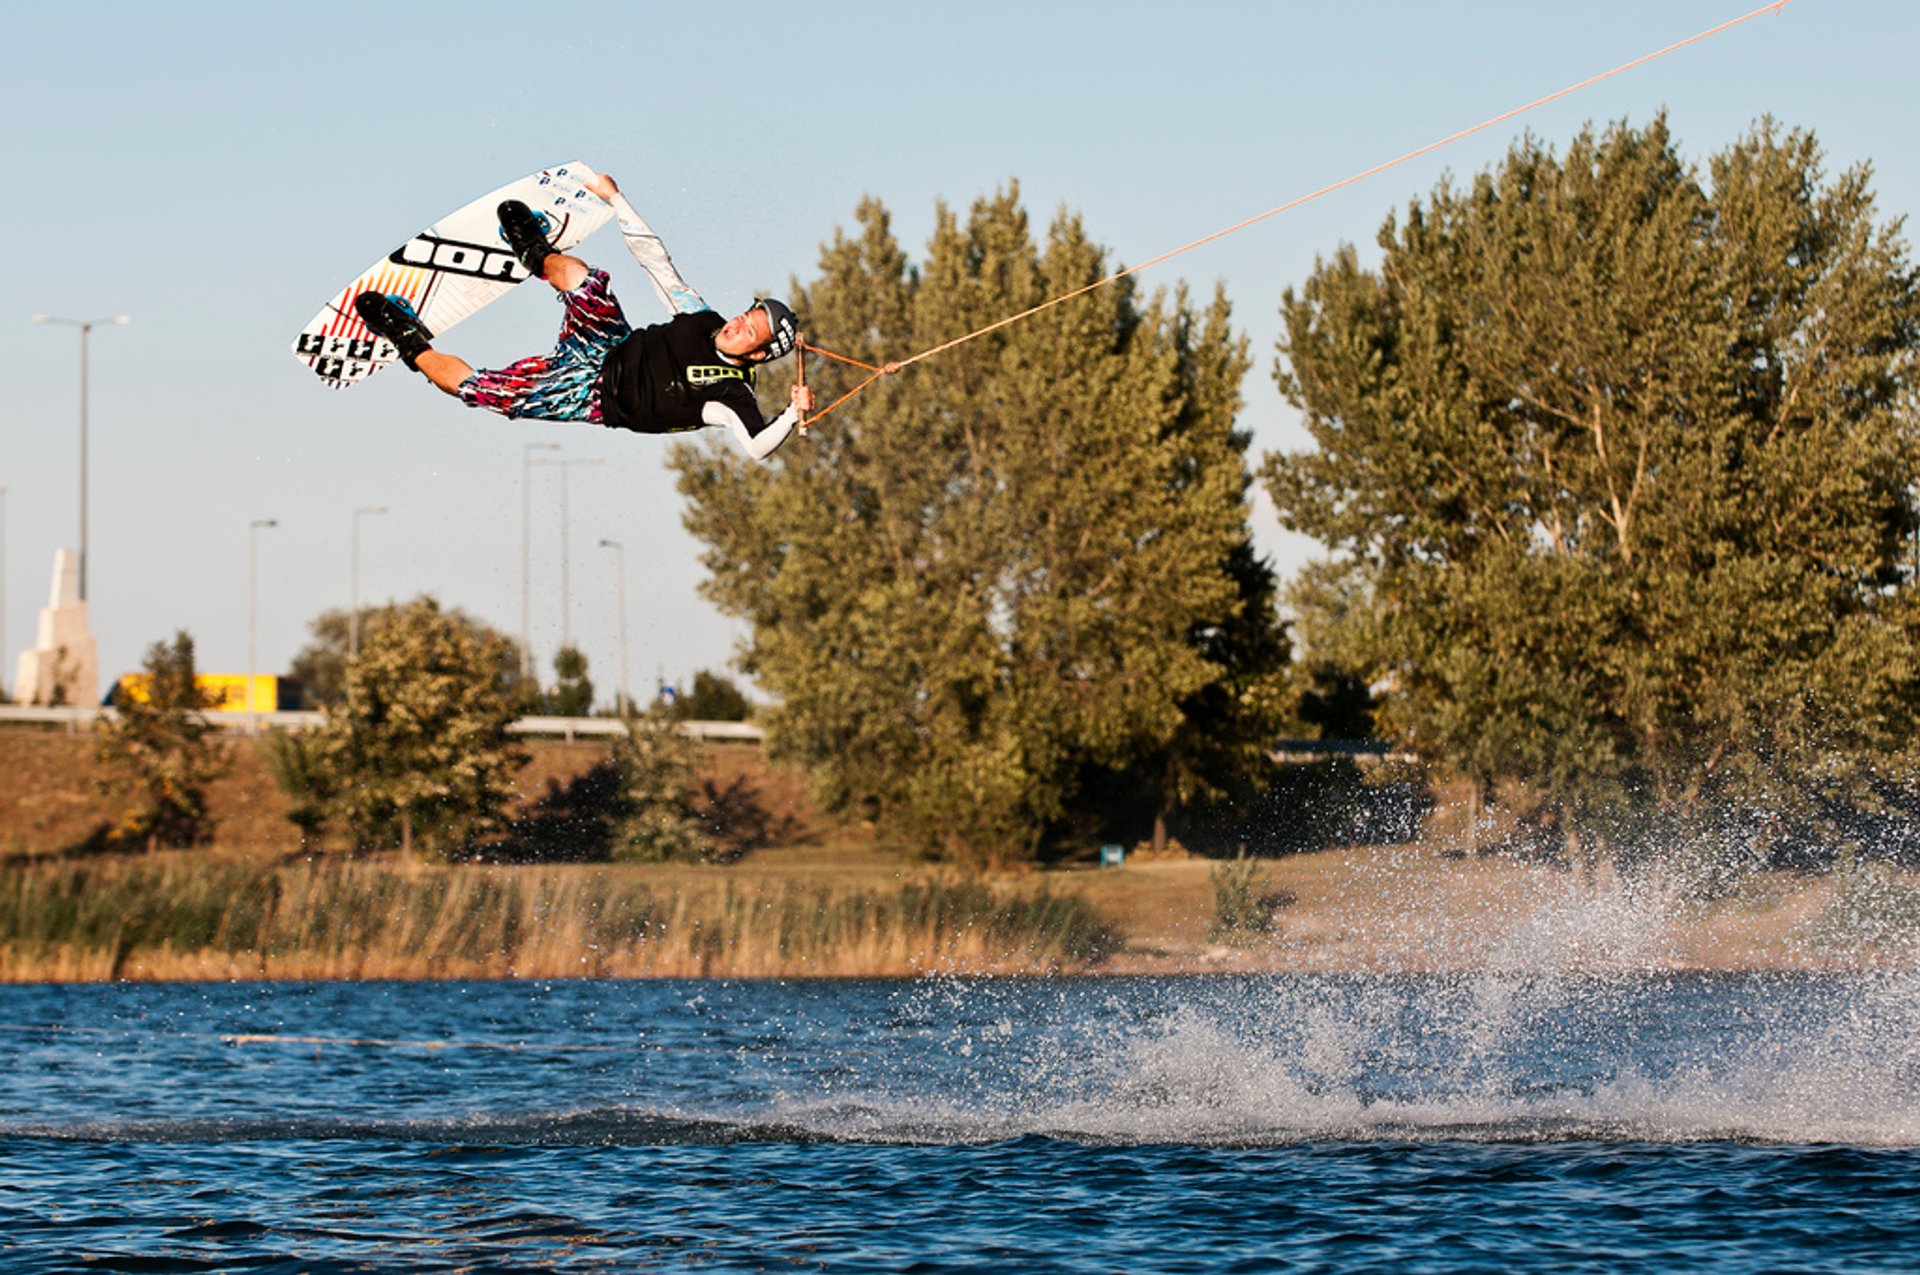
[0,855,1118,982]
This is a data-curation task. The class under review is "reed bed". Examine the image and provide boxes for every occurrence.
[0,856,1119,982]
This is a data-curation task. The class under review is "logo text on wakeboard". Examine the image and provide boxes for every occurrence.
[297,332,380,360]
[390,235,530,281]
[298,332,394,382]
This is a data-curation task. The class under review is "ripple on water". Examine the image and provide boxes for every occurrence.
[2,974,1919,1271]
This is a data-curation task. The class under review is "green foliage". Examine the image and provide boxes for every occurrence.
[262,731,330,848]
[547,645,594,717]
[95,632,229,851]
[290,605,528,708]
[609,707,710,863]
[1263,115,1920,864]
[673,186,1289,864]
[677,670,752,721]
[295,596,527,858]
[1207,853,1279,944]
[1283,560,1379,741]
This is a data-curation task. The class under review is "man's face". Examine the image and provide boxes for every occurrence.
[714,307,774,360]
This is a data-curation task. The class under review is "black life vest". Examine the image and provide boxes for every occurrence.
[597,311,767,436]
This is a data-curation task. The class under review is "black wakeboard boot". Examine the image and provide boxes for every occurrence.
[497,199,554,278]
[353,292,434,370]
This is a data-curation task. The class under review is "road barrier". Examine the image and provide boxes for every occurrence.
[0,704,765,743]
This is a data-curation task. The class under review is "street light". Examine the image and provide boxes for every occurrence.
[33,314,132,602]
[532,455,602,653]
[248,518,278,733]
[521,442,561,680]
[350,505,388,657]
[598,538,630,715]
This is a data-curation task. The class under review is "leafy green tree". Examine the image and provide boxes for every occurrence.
[290,605,529,709]
[674,186,1288,863]
[304,596,527,857]
[96,632,229,851]
[677,670,753,722]
[609,707,710,862]
[262,730,331,850]
[1263,116,1920,865]
[547,645,594,717]
[1283,559,1379,742]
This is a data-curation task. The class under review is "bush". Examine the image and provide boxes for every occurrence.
[610,708,710,862]
[676,670,752,722]
[294,597,526,857]
[95,632,229,852]
[1208,853,1281,945]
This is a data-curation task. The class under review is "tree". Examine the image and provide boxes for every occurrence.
[302,597,527,857]
[609,706,710,862]
[96,632,229,851]
[677,670,752,722]
[674,186,1288,863]
[290,605,530,709]
[1283,559,1379,742]
[547,645,594,717]
[262,729,330,850]
[1263,116,1920,865]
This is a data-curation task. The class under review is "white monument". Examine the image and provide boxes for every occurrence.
[15,549,99,708]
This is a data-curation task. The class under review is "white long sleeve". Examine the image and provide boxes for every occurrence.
[606,191,710,316]
[701,399,800,461]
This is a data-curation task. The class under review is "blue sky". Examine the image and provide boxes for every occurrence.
[2,0,1909,703]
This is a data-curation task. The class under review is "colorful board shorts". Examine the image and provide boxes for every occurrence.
[457,269,630,422]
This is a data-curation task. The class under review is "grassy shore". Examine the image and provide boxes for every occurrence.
[3,842,1911,982]
[1,728,1916,980]
[0,854,1116,981]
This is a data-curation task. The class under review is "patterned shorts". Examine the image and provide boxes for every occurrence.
[457,269,630,422]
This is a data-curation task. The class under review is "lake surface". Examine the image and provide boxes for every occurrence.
[3,972,1918,1272]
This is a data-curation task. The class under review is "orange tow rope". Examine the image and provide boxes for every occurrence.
[796,340,901,433]
[795,0,1791,432]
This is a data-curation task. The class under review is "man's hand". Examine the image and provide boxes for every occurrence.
[584,172,620,202]
[791,384,816,415]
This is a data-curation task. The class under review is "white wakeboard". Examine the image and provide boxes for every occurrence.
[293,161,614,387]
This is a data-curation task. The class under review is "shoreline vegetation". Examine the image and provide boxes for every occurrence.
[0,857,1117,982]
[2,730,1916,983]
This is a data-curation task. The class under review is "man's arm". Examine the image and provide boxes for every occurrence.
[701,384,817,461]
[585,172,709,316]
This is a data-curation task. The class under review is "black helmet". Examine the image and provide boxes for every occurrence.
[751,298,799,362]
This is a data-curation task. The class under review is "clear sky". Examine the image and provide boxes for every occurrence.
[2,0,1910,704]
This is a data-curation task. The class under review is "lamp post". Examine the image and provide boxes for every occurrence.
[350,505,387,658]
[32,314,131,602]
[248,518,277,733]
[521,442,560,681]
[598,538,630,715]
[532,455,602,653]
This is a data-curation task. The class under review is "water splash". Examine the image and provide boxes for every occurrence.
[4,909,1917,1151]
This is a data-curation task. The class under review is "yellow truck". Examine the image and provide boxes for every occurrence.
[113,674,304,713]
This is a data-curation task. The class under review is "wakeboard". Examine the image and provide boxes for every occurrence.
[292,161,614,387]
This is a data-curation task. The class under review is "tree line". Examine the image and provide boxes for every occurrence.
[92,603,750,861]
[89,113,1920,872]
[674,113,1918,870]
[284,606,751,722]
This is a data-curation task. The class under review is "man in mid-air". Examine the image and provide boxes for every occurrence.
[356,170,812,460]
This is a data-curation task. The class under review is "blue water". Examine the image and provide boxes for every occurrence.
[3,973,1919,1272]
